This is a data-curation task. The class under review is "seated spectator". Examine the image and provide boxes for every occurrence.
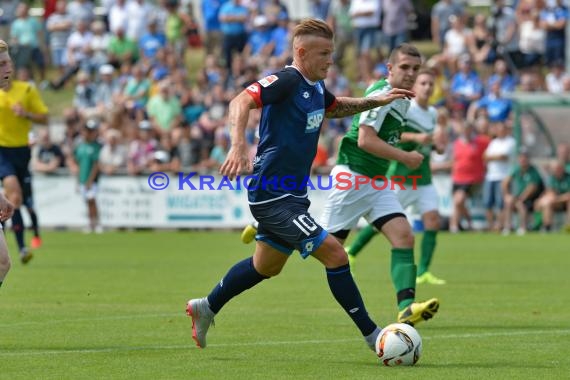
[535,160,570,231]
[149,133,181,173]
[502,150,545,235]
[138,19,167,63]
[88,20,111,71]
[107,27,139,68]
[442,14,471,74]
[99,128,127,175]
[197,128,229,174]
[241,15,273,67]
[93,64,121,117]
[120,64,151,118]
[467,81,512,124]
[127,120,157,175]
[556,142,570,174]
[545,60,569,93]
[467,13,494,66]
[486,58,517,96]
[449,54,483,115]
[32,128,66,174]
[73,71,98,118]
[146,79,183,133]
[482,122,516,231]
[172,125,202,170]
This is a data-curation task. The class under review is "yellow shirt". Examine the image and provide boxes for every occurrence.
[0,81,49,147]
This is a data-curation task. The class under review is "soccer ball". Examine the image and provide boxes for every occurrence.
[375,323,422,366]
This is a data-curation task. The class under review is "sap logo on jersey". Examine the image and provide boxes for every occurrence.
[305,110,324,133]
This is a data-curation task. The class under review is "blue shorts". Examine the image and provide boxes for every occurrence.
[483,180,504,210]
[250,196,328,259]
[0,146,33,205]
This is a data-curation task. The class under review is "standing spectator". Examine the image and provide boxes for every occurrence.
[502,151,545,235]
[449,120,490,232]
[66,0,95,28]
[201,0,226,56]
[108,0,129,36]
[518,8,546,69]
[539,0,568,67]
[489,0,522,70]
[0,0,18,42]
[431,0,465,49]
[349,0,382,86]
[219,0,249,71]
[382,0,413,52]
[482,122,516,231]
[10,3,45,82]
[310,0,331,20]
[49,19,93,90]
[46,0,73,74]
[71,120,103,234]
[126,0,154,42]
[327,0,352,70]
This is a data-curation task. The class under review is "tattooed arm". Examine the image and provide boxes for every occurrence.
[326,88,415,119]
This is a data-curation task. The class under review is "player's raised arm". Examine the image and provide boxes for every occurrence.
[220,90,258,180]
[325,88,415,119]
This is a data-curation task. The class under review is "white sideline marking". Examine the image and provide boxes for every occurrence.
[0,329,569,357]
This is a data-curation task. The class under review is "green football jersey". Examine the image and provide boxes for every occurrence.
[512,165,543,197]
[387,100,437,185]
[336,79,410,178]
[549,172,570,195]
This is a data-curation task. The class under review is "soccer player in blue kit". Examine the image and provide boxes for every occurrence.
[186,19,415,352]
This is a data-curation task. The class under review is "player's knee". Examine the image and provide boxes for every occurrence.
[393,229,414,248]
[254,261,284,277]
[325,245,349,267]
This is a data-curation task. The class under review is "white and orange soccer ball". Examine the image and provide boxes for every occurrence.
[375,323,422,366]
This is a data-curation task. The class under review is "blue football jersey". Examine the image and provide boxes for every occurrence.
[245,67,337,203]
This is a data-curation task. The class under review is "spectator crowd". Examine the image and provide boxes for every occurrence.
[1,0,569,232]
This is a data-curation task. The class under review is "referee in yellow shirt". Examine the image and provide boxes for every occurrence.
[0,38,48,265]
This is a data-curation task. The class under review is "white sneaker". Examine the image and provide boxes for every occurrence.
[186,297,215,348]
[94,225,104,234]
[516,228,527,236]
[501,228,511,236]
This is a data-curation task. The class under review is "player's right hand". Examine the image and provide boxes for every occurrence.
[220,145,252,180]
[404,151,424,170]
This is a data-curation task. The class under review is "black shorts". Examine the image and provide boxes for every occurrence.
[250,196,328,259]
[0,146,33,205]
[452,183,480,197]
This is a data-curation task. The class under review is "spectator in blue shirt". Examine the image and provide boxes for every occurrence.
[219,0,249,71]
[540,0,568,66]
[138,19,167,62]
[450,54,483,114]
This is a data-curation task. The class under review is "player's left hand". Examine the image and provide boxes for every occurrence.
[11,103,26,118]
[373,88,415,106]
[220,145,252,180]
[0,196,15,222]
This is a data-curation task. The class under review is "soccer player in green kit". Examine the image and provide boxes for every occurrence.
[346,68,448,286]
[319,46,439,326]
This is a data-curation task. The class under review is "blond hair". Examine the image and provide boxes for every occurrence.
[292,18,333,42]
[0,39,8,53]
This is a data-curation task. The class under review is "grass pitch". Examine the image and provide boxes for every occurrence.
[1,230,569,379]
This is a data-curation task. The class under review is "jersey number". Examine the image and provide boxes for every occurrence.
[293,214,317,236]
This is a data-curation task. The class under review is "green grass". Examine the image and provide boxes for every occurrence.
[1,231,569,379]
